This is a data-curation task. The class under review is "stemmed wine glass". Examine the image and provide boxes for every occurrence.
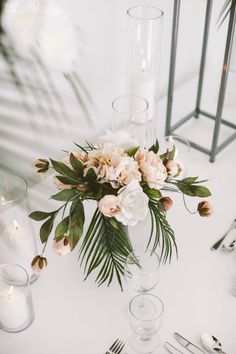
[124,247,160,294]
[128,293,164,353]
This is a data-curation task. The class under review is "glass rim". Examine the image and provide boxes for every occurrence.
[125,249,160,272]
[129,294,164,321]
[112,95,149,115]
[0,264,30,296]
[127,6,164,21]
[162,134,191,152]
[0,174,28,205]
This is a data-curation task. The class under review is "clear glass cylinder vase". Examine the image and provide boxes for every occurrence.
[126,6,164,143]
[0,264,35,333]
[112,94,149,147]
[0,174,38,283]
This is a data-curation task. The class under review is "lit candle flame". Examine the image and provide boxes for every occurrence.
[141,59,147,71]
[8,286,14,299]
[13,220,19,231]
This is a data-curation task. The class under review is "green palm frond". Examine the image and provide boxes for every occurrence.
[79,208,133,290]
[148,200,177,264]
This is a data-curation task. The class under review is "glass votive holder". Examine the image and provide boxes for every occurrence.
[0,264,35,333]
[0,174,39,283]
[124,248,160,293]
[128,293,164,353]
[112,95,150,147]
[159,134,190,179]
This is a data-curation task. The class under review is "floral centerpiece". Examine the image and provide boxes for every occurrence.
[30,130,212,289]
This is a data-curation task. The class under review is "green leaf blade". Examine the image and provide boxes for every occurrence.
[29,211,53,221]
[40,217,54,243]
[51,189,77,201]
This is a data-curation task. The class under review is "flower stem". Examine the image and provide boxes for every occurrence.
[182,194,197,215]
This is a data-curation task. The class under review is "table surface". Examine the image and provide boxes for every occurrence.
[1,137,236,354]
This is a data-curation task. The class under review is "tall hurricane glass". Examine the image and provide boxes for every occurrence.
[0,174,38,283]
[127,6,164,146]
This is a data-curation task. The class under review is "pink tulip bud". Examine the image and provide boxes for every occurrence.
[31,255,48,273]
[198,201,213,217]
[160,197,173,212]
[52,236,71,256]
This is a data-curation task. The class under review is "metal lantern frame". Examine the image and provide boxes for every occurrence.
[165,0,236,162]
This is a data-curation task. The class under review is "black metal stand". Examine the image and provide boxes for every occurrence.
[165,0,236,162]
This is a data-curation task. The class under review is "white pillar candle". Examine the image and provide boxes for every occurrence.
[0,286,28,329]
[2,221,34,276]
[130,69,155,122]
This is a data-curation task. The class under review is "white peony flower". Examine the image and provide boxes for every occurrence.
[99,129,139,152]
[135,149,167,189]
[116,180,149,226]
[109,156,141,188]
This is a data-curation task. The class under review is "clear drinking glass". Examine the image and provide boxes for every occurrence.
[0,264,35,333]
[159,135,190,179]
[112,95,149,147]
[124,248,160,293]
[129,293,164,353]
[0,174,38,283]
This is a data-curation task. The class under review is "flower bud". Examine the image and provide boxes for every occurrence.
[198,201,213,217]
[34,159,49,174]
[52,236,71,256]
[160,197,173,212]
[165,160,182,178]
[31,255,48,272]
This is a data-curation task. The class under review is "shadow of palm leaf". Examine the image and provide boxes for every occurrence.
[0,13,96,184]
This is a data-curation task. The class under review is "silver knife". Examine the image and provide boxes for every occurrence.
[174,333,206,354]
[165,342,184,354]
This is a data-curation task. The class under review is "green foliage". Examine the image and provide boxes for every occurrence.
[84,167,97,181]
[69,153,84,177]
[175,177,211,198]
[160,145,176,162]
[29,211,53,221]
[149,140,159,154]
[55,175,79,185]
[148,200,177,263]
[51,189,77,201]
[40,216,55,243]
[68,200,85,249]
[127,146,139,157]
[55,217,69,239]
[79,209,132,290]
[50,159,79,180]
[143,186,162,199]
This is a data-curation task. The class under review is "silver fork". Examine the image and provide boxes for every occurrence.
[106,338,125,354]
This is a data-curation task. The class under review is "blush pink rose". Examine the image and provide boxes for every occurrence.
[135,149,167,189]
[98,195,122,218]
